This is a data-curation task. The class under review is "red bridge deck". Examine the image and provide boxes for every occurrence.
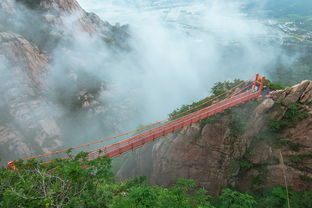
[7,74,265,168]
[87,90,261,160]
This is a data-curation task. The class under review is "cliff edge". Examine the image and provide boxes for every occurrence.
[115,80,312,195]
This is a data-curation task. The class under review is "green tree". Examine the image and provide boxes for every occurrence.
[0,156,214,208]
[0,153,114,207]
[110,178,214,208]
[219,188,257,208]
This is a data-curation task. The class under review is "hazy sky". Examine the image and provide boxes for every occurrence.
[75,0,285,124]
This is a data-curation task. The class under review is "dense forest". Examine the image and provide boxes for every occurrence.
[1,154,311,208]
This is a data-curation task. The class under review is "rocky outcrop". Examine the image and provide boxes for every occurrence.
[115,81,312,194]
[0,32,63,165]
[0,0,128,51]
[0,32,48,85]
[150,120,240,195]
[270,80,312,106]
[0,0,129,165]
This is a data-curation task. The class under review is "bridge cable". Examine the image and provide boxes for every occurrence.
[16,75,255,162]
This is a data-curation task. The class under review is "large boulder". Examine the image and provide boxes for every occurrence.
[270,80,312,105]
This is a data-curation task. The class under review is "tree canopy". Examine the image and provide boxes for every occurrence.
[0,153,311,207]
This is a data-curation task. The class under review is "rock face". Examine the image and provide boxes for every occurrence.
[0,0,129,165]
[150,121,240,195]
[1,0,128,51]
[0,32,48,85]
[0,32,63,164]
[115,81,312,195]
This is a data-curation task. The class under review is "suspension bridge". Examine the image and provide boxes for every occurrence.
[7,74,265,169]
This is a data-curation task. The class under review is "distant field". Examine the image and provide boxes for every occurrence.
[245,0,312,18]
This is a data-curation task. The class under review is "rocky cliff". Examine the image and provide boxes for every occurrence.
[1,0,128,51]
[0,31,62,163]
[0,0,128,165]
[115,81,312,195]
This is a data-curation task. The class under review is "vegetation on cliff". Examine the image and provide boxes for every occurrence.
[1,154,312,208]
[0,154,213,207]
[169,79,243,119]
[1,155,311,208]
[0,78,311,207]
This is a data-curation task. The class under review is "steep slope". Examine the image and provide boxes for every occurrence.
[115,81,312,195]
[0,0,129,165]
[0,32,63,163]
[0,0,128,51]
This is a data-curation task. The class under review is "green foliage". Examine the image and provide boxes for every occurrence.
[264,79,286,90]
[238,160,254,169]
[237,151,255,169]
[0,153,114,207]
[0,157,214,208]
[254,187,288,208]
[269,102,308,133]
[110,178,214,208]
[289,152,312,165]
[254,187,312,208]
[256,114,301,150]
[169,97,213,119]
[268,120,290,133]
[252,174,267,187]
[255,111,287,146]
[235,149,269,188]
[211,79,243,97]
[1,156,312,207]
[211,187,312,208]
[169,79,243,119]
[218,188,257,208]
[289,190,312,208]
[284,103,309,121]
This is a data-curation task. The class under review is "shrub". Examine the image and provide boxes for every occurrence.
[211,79,243,97]
[284,103,308,121]
[264,79,286,91]
[254,187,288,208]
[289,152,312,165]
[169,79,244,119]
[218,188,257,208]
[0,156,214,208]
[269,103,308,133]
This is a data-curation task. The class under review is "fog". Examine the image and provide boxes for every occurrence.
[0,0,295,161]
[75,0,285,123]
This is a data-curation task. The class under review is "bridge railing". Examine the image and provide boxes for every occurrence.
[88,89,262,159]
[7,74,265,169]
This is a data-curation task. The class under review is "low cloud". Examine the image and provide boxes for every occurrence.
[0,0,298,161]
